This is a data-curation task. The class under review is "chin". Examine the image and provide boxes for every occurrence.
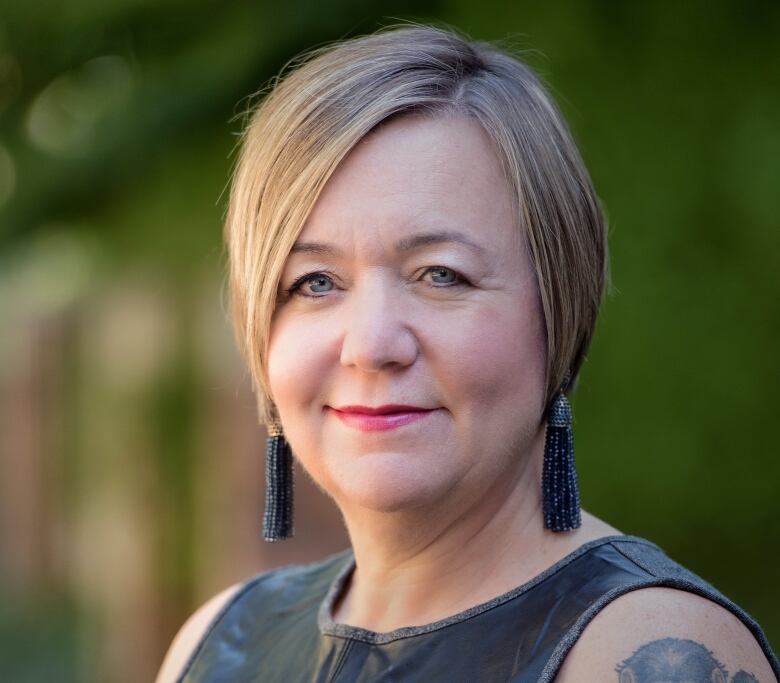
[329,455,455,513]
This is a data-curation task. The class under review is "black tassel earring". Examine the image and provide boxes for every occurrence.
[542,378,582,532]
[263,417,294,542]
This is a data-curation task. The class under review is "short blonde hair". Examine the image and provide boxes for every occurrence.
[225,24,608,426]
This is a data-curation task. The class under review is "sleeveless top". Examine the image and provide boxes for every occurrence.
[176,534,780,682]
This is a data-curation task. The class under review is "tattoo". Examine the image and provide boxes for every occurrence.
[615,637,762,683]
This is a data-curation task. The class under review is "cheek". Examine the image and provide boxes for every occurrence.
[266,325,294,408]
[438,295,546,418]
[267,314,332,411]
[267,316,337,484]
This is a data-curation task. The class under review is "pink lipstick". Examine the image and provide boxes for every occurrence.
[328,405,436,432]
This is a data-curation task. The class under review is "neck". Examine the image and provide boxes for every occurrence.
[332,427,598,633]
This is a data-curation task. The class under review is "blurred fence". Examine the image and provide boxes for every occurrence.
[0,254,349,682]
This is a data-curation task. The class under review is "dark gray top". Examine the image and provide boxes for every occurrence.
[177,534,779,682]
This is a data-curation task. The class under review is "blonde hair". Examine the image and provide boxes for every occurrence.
[224,24,609,426]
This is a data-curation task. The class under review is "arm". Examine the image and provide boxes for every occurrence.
[154,582,244,683]
[555,587,778,683]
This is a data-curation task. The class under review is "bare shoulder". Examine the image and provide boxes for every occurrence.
[555,586,778,683]
[154,582,245,683]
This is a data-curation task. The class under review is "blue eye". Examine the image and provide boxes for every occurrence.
[287,272,335,297]
[424,266,464,286]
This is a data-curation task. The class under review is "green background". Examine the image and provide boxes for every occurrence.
[1,1,777,681]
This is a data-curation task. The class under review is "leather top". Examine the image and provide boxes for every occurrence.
[177,534,780,682]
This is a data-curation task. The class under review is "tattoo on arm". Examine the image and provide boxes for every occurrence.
[732,673,761,683]
[615,637,761,683]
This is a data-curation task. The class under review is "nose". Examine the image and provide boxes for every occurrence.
[339,276,418,372]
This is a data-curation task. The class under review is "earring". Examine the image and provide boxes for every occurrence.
[542,375,582,532]
[263,417,294,542]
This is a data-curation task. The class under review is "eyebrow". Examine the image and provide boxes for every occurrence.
[289,230,487,256]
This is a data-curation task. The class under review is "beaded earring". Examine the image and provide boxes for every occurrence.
[542,373,582,532]
[263,417,295,542]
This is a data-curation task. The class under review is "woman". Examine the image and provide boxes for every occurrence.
[157,25,779,682]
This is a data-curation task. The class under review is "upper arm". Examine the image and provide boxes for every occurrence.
[554,587,778,683]
[154,582,245,683]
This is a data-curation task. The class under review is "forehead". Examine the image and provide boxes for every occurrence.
[297,114,522,256]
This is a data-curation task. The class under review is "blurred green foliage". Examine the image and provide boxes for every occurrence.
[1,0,778,680]
[0,593,81,683]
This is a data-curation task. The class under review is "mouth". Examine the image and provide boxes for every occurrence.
[326,405,437,432]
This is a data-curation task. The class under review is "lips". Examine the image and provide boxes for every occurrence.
[328,405,436,432]
[333,404,430,415]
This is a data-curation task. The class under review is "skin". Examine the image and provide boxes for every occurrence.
[613,637,755,682]
[267,112,620,633]
[555,587,776,682]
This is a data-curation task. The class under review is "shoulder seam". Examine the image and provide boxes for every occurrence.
[608,539,664,577]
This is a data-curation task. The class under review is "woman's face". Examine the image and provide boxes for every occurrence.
[267,114,548,516]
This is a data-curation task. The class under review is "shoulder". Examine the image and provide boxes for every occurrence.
[154,582,245,683]
[154,550,353,683]
[554,586,778,683]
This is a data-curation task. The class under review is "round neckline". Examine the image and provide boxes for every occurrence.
[317,533,659,644]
